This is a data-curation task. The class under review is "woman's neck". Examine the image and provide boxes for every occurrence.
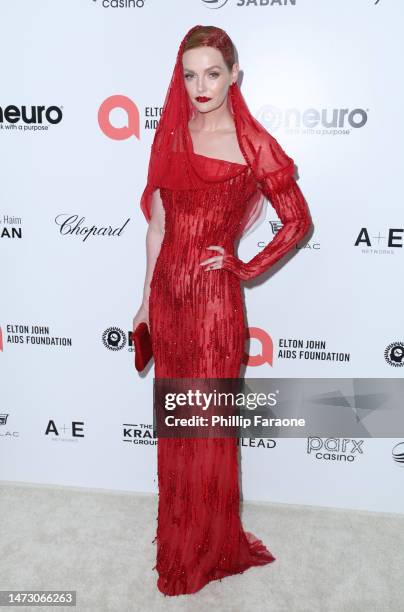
[189,98,235,133]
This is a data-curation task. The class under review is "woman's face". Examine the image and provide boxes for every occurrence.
[182,46,239,114]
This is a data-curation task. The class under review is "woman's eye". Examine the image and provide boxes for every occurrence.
[184,72,219,80]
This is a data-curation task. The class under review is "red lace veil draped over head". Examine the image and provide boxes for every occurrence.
[140,25,296,237]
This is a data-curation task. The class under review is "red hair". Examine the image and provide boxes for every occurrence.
[182,25,236,72]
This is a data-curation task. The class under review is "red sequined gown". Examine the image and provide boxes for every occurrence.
[148,149,309,596]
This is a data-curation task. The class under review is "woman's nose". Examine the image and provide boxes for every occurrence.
[196,78,206,93]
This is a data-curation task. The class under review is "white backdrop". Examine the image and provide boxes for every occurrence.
[1,0,403,514]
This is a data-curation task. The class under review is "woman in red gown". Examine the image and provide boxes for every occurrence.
[133,25,312,596]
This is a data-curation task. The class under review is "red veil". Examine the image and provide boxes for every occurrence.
[139,24,299,239]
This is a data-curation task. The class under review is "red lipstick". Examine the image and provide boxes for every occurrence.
[195,96,211,103]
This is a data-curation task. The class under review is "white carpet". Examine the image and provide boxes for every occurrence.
[0,482,403,612]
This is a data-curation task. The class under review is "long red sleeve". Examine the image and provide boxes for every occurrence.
[222,176,312,281]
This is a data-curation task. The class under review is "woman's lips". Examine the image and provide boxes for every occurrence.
[195,96,212,103]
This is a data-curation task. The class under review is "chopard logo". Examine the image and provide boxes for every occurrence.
[55,214,130,242]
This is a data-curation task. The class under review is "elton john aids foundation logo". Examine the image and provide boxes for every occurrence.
[98,95,140,140]
[243,327,274,368]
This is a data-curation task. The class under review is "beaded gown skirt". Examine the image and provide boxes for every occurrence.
[148,154,276,596]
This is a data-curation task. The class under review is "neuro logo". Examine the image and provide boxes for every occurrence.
[243,327,273,367]
[256,105,283,131]
[0,105,63,126]
[98,95,140,140]
[384,342,404,367]
[257,105,368,132]
[102,327,127,351]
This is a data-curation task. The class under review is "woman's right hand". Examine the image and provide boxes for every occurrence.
[133,302,150,332]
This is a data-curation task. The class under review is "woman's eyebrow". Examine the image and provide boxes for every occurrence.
[183,65,223,73]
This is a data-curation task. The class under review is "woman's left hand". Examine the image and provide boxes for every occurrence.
[199,245,225,271]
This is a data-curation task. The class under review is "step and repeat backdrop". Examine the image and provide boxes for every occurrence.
[1,0,403,514]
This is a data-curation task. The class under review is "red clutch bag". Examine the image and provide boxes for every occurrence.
[132,322,153,372]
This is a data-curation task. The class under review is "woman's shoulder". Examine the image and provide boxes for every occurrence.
[245,124,295,180]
